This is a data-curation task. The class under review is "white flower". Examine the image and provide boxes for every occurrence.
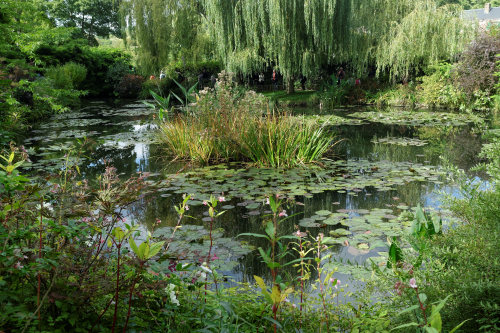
[409,278,417,289]
[200,263,212,274]
[166,284,179,306]
[36,202,53,212]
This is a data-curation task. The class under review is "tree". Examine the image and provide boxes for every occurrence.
[121,0,212,74]
[371,2,476,80]
[47,0,122,43]
[202,0,476,92]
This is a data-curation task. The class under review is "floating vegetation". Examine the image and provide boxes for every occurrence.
[302,114,366,126]
[38,118,108,129]
[349,110,484,126]
[99,107,156,117]
[161,159,448,204]
[152,225,253,271]
[372,136,428,146]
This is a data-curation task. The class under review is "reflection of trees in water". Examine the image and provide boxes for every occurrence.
[132,177,440,283]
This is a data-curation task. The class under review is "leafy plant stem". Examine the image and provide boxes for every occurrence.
[415,287,428,327]
[316,236,330,333]
[122,261,144,333]
[111,242,121,333]
[37,196,43,327]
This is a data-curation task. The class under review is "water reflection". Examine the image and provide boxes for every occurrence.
[24,101,486,288]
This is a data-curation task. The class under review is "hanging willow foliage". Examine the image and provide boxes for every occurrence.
[121,0,476,82]
[120,0,212,74]
[372,1,477,79]
[201,0,476,87]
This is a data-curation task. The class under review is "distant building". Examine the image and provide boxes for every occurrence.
[463,3,500,27]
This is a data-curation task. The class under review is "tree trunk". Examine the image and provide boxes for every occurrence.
[286,76,295,94]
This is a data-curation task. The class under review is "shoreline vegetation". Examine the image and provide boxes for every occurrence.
[1,0,499,331]
[155,72,338,168]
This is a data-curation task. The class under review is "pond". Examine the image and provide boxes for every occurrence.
[22,100,486,293]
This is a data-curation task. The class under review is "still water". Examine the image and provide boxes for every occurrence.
[23,100,484,290]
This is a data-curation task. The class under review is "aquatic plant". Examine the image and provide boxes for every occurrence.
[156,72,337,167]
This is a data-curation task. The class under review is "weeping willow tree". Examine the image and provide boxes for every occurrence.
[203,0,355,93]
[120,0,212,74]
[370,1,477,80]
[202,0,476,91]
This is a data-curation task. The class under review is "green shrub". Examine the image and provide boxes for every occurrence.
[115,74,145,98]
[417,63,465,109]
[45,62,87,89]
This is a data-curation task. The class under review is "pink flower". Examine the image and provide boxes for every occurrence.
[335,280,341,289]
[156,218,161,224]
[265,197,270,205]
[185,204,189,211]
[203,200,208,206]
[394,281,404,295]
[295,230,306,238]
[211,254,219,261]
[409,278,417,289]
[218,196,225,202]
[14,262,24,269]
[278,210,287,217]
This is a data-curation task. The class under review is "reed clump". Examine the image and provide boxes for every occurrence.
[157,71,337,167]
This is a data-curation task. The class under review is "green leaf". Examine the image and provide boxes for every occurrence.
[395,305,420,317]
[138,242,148,260]
[265,222,275,239]
[238,233,270,240]
[147,241,165,259]
[449,319,471,333]
[129,238,139,256]
[391,322,419,331]
[430,310,442,332]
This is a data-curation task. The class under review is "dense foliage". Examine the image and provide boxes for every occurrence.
[156,72,337,167]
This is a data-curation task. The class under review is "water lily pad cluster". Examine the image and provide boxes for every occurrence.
[349,110,483,126]
[372,136,428,146]
[302,114,366,126]
[23,103,158,171]
[153,225,253,271]
[160,159,447,205]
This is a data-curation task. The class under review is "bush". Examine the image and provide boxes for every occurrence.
[455,31,500,99]
[45,62,87,89]
[115,74,145,98]
[417,63,465,109]
[378,133,500,332]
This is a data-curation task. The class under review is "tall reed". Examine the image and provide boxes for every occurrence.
[156,71,338,167]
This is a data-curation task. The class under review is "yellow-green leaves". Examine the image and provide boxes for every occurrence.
[129,237,166,261]
[254,275,293,306]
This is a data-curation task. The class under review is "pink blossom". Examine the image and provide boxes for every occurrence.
[278,210,288,217]
[203,200,208,206]
[295,230,306,238]
[335,280,341,289]
[409,278,417,289]
[211,254,219,261]
[218,196,225,202]
[14,262,24,269]
[265,198,270,205]
[394,281,404,295]
[185,204,189,211]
